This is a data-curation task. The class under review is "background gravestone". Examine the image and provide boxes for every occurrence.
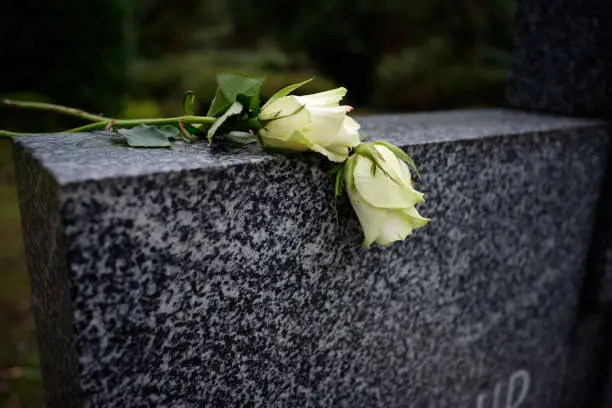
[13,109,609,408]
[557,139,612,408]
[506,0,612,117]
[508,1,612,406]
[596,178,612,306]
[558,314,609,407]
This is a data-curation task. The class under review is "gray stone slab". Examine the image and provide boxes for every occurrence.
[13,109,609,408]
[506,0,612,117]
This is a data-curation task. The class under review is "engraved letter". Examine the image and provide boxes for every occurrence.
[505,370,530,408]
[476,393,488,408]
[493,381,503,408]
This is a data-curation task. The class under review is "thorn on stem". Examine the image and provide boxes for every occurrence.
[178,121,194,143]
[104,120,115,131]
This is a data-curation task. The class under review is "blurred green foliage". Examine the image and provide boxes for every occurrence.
[127,51,335,117]
[371,38,510,110]
[135,0,233,56]
[0,0,133,124]
[0,141,41,408]
[227,0,515,106]
[128,0,515,114]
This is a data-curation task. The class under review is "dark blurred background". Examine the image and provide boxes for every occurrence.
[0,0,515,406]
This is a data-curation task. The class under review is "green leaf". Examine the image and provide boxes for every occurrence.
[207,100,244,144]
[236,93,258,116]
[223,131,257,145]
[344,155,357,191]
[207,73,265,117]
[262,77,314,109]
[118,124,172,148]
[358,145,402,186]
[373,141,420,177]
[181,123,208,136]
[183,91,196,115]
[333,165,345,203]
[159,125,181,140]
[329,166,342,176]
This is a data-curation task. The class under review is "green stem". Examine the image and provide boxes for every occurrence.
[68,116,217,133]
[2,99,109,122]
[0,130,50,138]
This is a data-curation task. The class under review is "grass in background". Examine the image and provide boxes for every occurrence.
[0,140,43,408]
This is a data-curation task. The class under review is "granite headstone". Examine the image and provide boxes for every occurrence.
[13,109,609,407]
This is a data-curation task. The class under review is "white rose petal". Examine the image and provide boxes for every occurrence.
[295,87,347,107]
[348,188,388,248]
[333,117,361,147]
[304,106,349,146]
[376,210,418,246]
[258,95,304,121]
[260,108,311,144]
[353,148,423,209]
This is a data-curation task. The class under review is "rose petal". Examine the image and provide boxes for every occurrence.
[374,145,410,184]
[376,210,418,246]
[259,95,304,121]
[308,143,348,162]
[348,188,387,248]
[303,106,348,146]
[261,108,311,142]
[342,116,361,133]
[354,153,423,209]
[285,131,347,162]
[295,87,347,107]
[328,116,361,149]
[258,130,309,151]
[403,207,430,229]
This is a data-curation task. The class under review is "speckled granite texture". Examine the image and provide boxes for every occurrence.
[506,0,612,117]
[13,109,610,408]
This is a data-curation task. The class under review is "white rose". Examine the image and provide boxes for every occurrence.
[257,87,360,162]
[345,142,430,247]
